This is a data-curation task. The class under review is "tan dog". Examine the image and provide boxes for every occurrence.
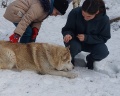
[68,0,81,8]
[0,41,77,78]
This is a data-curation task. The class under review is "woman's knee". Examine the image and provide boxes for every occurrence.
[91,44,109,61]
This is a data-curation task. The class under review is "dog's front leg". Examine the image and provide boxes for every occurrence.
[45,70,78,79]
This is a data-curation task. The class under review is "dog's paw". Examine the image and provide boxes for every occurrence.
[67,73,78,79]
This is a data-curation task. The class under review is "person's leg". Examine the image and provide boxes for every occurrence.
[83,43,109,69]
[29,36,36,42]
[13,23,33,43]
[64,39,81,65]
[20,26,33,43]
[13,23,18,27]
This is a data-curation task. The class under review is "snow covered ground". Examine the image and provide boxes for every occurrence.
[0,0,120,96]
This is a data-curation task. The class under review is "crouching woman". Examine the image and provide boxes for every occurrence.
[62,0,111,69]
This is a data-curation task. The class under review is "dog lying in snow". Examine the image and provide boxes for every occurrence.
[0,41,77,78]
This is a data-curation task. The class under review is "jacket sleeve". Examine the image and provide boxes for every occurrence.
[32,22,42,29]
[84,17,111,44]
[14,4,43,36]
[62,9,76,38]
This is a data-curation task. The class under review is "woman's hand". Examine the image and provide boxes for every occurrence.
[77,34,85,41]
[63,34,72,43]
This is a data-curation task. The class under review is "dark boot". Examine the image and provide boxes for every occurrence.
[86,55,95,70]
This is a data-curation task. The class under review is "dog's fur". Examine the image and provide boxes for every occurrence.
[73,0,81,8]
[0,41,77,78]
[68,0,81,8]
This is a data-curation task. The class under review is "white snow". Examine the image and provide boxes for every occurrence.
[0,0,120,96]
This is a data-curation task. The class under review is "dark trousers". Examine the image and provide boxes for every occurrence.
[64,39,109,62]
[14,23,36,43]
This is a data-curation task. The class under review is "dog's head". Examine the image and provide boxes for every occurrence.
[56,47,74,71]
[45,44,74,71]
[57,53,74,71]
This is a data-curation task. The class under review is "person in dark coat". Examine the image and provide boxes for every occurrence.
[62,0,111,69]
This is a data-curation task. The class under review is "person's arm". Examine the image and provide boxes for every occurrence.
[84,17,111,44]
[32,22,42,30]
[31,22,42,40]
[62,9,77,38]
[14,4,44,36]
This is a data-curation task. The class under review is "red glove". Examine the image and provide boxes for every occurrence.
[9,33,20,43]
[31,27,39,40]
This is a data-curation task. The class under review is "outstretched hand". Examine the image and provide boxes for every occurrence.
[63,34,72,43]
[9,33,20,43]
[77,34,85,41]
[31,27,39,40]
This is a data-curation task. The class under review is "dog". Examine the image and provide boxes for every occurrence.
[0,41,77,78]
[68,0,81,8]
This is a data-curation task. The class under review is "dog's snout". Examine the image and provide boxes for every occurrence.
[64,68,69,71]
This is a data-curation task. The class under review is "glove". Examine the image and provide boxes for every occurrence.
[31,27,39,40]
[9,33,20,43]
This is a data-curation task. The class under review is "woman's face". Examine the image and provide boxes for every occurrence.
[82,10,99,21]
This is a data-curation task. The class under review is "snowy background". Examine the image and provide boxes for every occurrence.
[0,0,120,96]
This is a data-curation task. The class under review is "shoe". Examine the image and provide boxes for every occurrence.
[86,55,95,70]
[86,62,94,70]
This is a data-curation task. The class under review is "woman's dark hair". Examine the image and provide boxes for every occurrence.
[82,0,106,15]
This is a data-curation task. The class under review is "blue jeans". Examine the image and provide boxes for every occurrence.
[14,23,36,43]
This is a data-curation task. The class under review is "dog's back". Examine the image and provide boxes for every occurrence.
[0,41,71,72]
[0,41,45,72]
